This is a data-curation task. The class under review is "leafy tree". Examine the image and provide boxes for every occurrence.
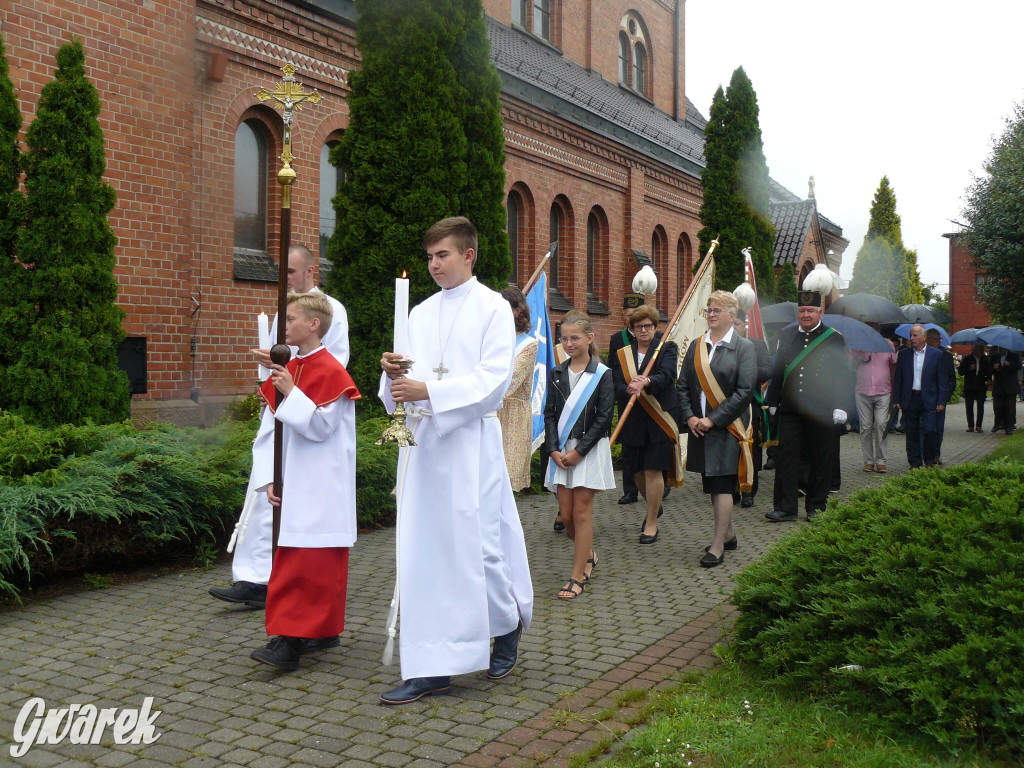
[1,40,128,425]
[774,262,797,303]
[848,237,898,297]
[698,68,775,295]
[0,33,24,373]
[962,100,1024,328]
[325,0,508,393]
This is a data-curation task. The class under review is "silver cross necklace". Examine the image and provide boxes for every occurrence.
[434,281,475,380]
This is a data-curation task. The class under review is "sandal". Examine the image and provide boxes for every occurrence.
[553,514,565,533]
[584,551,599,582]
[557,578,586,600]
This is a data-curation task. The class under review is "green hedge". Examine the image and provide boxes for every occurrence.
[0,406,399,599]
[732,460,1024,758]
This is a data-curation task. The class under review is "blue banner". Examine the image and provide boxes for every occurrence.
[526,272,556,451]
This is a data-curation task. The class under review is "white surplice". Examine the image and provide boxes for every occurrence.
[379,277,534,680]
[231,287,349,584]
[250,346,357,548]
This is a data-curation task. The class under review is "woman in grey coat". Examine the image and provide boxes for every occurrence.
[677,290,756,567]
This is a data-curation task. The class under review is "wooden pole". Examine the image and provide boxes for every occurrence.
[522,241,557,295]
[610,238,718,447]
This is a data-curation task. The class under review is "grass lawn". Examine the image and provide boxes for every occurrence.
[983,428,1024,463]
[598,657,1013,768]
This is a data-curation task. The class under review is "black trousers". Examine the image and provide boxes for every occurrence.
[963,392,985,431]
[993,394,1017,434]
[904,392,940,467]
[773,411,835,516]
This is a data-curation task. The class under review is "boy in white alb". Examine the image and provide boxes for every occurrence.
[378,217,533,704]
[249,291,361,670]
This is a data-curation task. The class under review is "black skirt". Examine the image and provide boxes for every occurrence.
[701,474,738,495]
[622,440,674,472]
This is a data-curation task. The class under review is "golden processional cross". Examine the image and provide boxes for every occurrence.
[252,63,323,553]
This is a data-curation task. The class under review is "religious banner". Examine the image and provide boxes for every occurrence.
[741,248,766,342]
[525,272,557,452]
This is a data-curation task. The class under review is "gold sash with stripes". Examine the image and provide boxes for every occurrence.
[617,346,684,487]
[694,339,754,493]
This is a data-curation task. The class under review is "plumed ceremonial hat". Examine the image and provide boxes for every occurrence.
[623,293,645,310]
[797,290,822,308]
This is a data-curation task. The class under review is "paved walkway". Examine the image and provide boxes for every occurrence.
[1,402,1016,767]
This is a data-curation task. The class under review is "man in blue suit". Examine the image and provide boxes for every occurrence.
[892,325,951,468]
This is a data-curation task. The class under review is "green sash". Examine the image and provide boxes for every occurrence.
[782,327,836,392]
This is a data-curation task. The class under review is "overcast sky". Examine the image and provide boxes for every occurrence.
[685,0,1024,294]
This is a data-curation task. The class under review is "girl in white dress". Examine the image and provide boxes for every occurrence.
[543,311,615,599]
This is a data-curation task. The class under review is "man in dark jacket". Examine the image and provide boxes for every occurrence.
[892,324,951,467]
[958,341,991,432]
[765,291,852,521]
[991,347,1022,435]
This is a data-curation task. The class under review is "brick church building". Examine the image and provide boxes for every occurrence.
[3,0,846,422]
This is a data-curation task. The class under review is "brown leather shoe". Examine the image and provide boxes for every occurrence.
[862,463,874,472]
[875,464,887,473]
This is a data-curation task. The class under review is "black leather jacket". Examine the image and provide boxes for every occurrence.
[544,355,615,457]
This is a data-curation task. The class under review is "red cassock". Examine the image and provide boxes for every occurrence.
[259,347,360,639]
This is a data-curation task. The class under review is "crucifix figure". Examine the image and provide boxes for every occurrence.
[256,63,323,176]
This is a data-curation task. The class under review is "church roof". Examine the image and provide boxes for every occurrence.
[769,199,817,267]
[487,18,708,176]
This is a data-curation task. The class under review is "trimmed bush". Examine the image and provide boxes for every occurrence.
[732,460,1024,758]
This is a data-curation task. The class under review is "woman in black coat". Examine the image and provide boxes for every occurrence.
[677,290,756,567]
[612,304,679,544]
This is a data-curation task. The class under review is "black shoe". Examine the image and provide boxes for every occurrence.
[829,486,840,493]
[380,676,452,705]
[300,635,341,654]
[763,458,776,470]
[639,529,659,544]
[765,509,798,522]
[553,514,565,533]
[251,636,301,671]
[662,486,671,500]
[806,509,821,521]
[487,621,523,680]
[618,493,638,505]
[797,487,806,497]
[639,506,664,532]
[705,536,738,552]
[699,551,724,567]
[209,581,267,608]
[740,493,754,508]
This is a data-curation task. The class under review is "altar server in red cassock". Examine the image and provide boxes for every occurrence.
[249,291,361,671]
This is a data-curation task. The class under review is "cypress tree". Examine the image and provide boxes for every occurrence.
[0,32,24,377]
[774,262,798,303]
[698,68,776,295]
[2,40,128,425]
[851,176,924,304]
[325,0,508,393]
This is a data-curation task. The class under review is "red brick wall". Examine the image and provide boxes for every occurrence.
[946,233,990,336]
[5,0,197,400]
[4,0,702,405]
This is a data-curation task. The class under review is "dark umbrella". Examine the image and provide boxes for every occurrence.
[785,314,893,352]
[949,328,983,345]
[977,325,1024,352]
[761,302,797,325]
[901,303,954,324]
[826,293,910,324]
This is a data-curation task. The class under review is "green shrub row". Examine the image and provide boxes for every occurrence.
[0,405,399,599]
[731,459,1024,759]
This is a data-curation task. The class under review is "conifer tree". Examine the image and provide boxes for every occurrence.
[774,262,798,303]
[698,68,775,295]
[848,237,898,297]
[851,175,924,304]
[325,0,508,393]
[0,33,24,377]
[1,40,128,425]
[866,175,901,243]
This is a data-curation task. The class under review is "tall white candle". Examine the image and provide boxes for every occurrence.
[257,312,271,379]
[394,275,409,357]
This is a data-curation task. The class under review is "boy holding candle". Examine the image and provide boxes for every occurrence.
[249,291,361,670]
[378,216,533,704]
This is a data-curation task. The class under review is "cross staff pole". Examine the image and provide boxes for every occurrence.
[255,64,322,553]
[610,237,718,447]
[521,241,557,295]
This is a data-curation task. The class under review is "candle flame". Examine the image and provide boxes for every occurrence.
[401,270,407,278]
